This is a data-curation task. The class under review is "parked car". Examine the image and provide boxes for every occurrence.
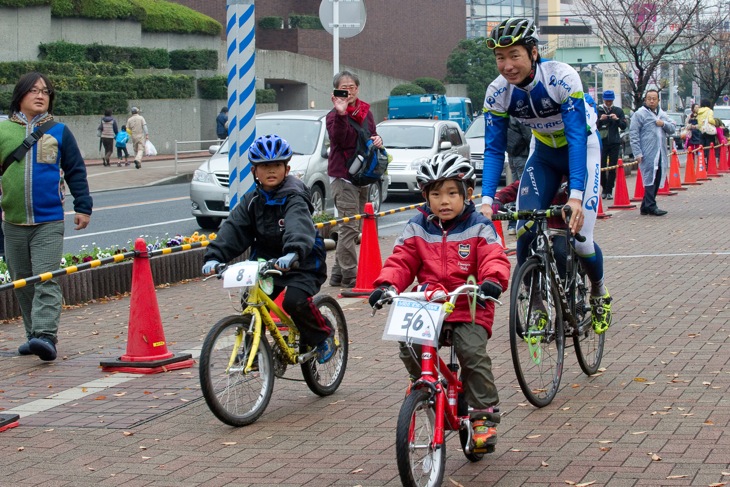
[464,115,508,184]
[712,105,730,127]
[377,119,470,196]
[666,112,686,150]
[190,109,388,230]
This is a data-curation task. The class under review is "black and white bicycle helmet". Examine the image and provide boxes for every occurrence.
[416,153,476,191]
[487,18,540,49]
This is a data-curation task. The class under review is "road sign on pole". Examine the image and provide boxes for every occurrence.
[319,0,366,75]
[226,0,257,208]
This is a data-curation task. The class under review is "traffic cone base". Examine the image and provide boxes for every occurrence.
[100,238,194,374]
[696,151,710,181]
[657,178,677,196]
[707,144,722,177]
[608,159,636,210]
[719,144,730,173]
[0,414,20,433]
[341,202,383,298]
[631,166,645,201]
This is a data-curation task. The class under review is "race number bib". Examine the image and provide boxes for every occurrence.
[223,261,259,288]
[382,298,446,346]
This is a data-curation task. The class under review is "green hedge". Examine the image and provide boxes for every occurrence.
[289,14,323,30]
[258,16,282,29]
[52,74,195,99]
[51,0,144,22]
[197,77,277,104]
[130,0,221,35]
[390,84,427,96]
[413,77,446,95]
[39,41,169,69]
[0,90,127,116]
[0,0,51,7]
[197,76,226,100]
[0,61,132,85]
[170,49,217,70]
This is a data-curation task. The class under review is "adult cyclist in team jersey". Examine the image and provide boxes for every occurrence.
[479,17,612,334]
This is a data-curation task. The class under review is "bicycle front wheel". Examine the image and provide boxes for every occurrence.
[573,263,605,375]
[509,259,565,408]
[301,295,349,396]
[199,314,275,426]
[395,389,445,487]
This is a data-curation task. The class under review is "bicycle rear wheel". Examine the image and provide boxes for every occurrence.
[395,389,445,487]
[301,295,348,396]
[509,259,565,408]
[199,314,275,426]
[572,263,605,375]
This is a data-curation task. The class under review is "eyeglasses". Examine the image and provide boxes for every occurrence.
[485,34,523,50]
[28,88,52,96]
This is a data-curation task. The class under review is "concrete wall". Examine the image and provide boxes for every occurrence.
[0,7,52,62]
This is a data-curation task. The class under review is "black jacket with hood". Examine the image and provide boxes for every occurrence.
[204,175,327,294]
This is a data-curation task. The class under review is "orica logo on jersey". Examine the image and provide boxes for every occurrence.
[585,195,599,212]
[458,243,471,259]
[548,75,571,91]
[486,96,496,107]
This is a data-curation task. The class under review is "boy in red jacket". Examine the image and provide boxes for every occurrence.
[369,153,510,453]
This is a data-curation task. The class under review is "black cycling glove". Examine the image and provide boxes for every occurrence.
[369,284,393,309]
[480,280,502,300]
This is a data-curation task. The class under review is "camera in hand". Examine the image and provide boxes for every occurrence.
[334,89,349,98]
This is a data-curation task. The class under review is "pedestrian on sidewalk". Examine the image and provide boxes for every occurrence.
[596,90,627,200]
[629,89,675,216]
[216,106,228,140]
[97,108,118,167]
[127,106,148,169]
[115,124,130,166]
[0,71,93,361]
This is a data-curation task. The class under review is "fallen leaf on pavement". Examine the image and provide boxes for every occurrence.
[350,468,363,474]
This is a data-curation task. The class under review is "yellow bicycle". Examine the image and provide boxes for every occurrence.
[199,259,348,426]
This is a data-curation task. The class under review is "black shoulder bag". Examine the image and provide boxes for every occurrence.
[1,120,58,176]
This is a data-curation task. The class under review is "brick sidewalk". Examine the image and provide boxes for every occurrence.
[1,171,729,486]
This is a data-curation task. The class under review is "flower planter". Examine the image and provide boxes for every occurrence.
[0,247,208,321]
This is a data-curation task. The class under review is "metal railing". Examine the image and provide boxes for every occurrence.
[174,138,223,175]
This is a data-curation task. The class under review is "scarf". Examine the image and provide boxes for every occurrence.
[347,99,370,125]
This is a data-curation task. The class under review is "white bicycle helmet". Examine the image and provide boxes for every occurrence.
[416,153,476,191]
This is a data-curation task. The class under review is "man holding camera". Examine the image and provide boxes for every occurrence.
[325,70,383,288]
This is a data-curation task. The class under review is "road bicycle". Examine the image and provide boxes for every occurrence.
[374,283,500,487]
[494,205,605,408]
[199,259,348,426]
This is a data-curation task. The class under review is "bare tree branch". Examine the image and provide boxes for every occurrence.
[573,0,729,109]
[688,34,730,105]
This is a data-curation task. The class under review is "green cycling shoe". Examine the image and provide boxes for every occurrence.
[590,290,612,334]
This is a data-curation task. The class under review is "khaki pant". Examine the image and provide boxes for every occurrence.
[132,138,145,163]
[399,322,499,409]
[331,178,368,281]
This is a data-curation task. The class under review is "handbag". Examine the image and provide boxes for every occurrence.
[701,116,716,135]
[1,120,58,176]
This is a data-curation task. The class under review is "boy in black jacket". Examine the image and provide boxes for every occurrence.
[202,135,334,362]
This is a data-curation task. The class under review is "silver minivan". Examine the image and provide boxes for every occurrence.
[190,109,388,230]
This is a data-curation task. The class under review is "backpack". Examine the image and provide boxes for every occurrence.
[115,131,129,147]
[345,116,390,187]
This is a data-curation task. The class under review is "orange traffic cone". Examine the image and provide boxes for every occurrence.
[707,144,722,177]
[683,149,701,185]
[493,218,507,249]
[608,159,636,209]
[0,414,19,433]
[668,151,686,191]
[597,195,611,219]
[341,202,383,297]
[101,238,194,374]
[719,144,730,173]
[697,150,710,181]
[631,166,645,202]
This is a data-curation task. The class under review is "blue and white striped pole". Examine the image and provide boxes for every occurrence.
[226,0,256,209]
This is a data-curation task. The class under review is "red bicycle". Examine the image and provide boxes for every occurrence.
[375,283,500,487]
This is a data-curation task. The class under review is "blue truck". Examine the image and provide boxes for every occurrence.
[387,94,474,131]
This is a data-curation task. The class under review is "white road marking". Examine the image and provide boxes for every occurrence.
[64,196,189,215]
[64,218,196,240]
